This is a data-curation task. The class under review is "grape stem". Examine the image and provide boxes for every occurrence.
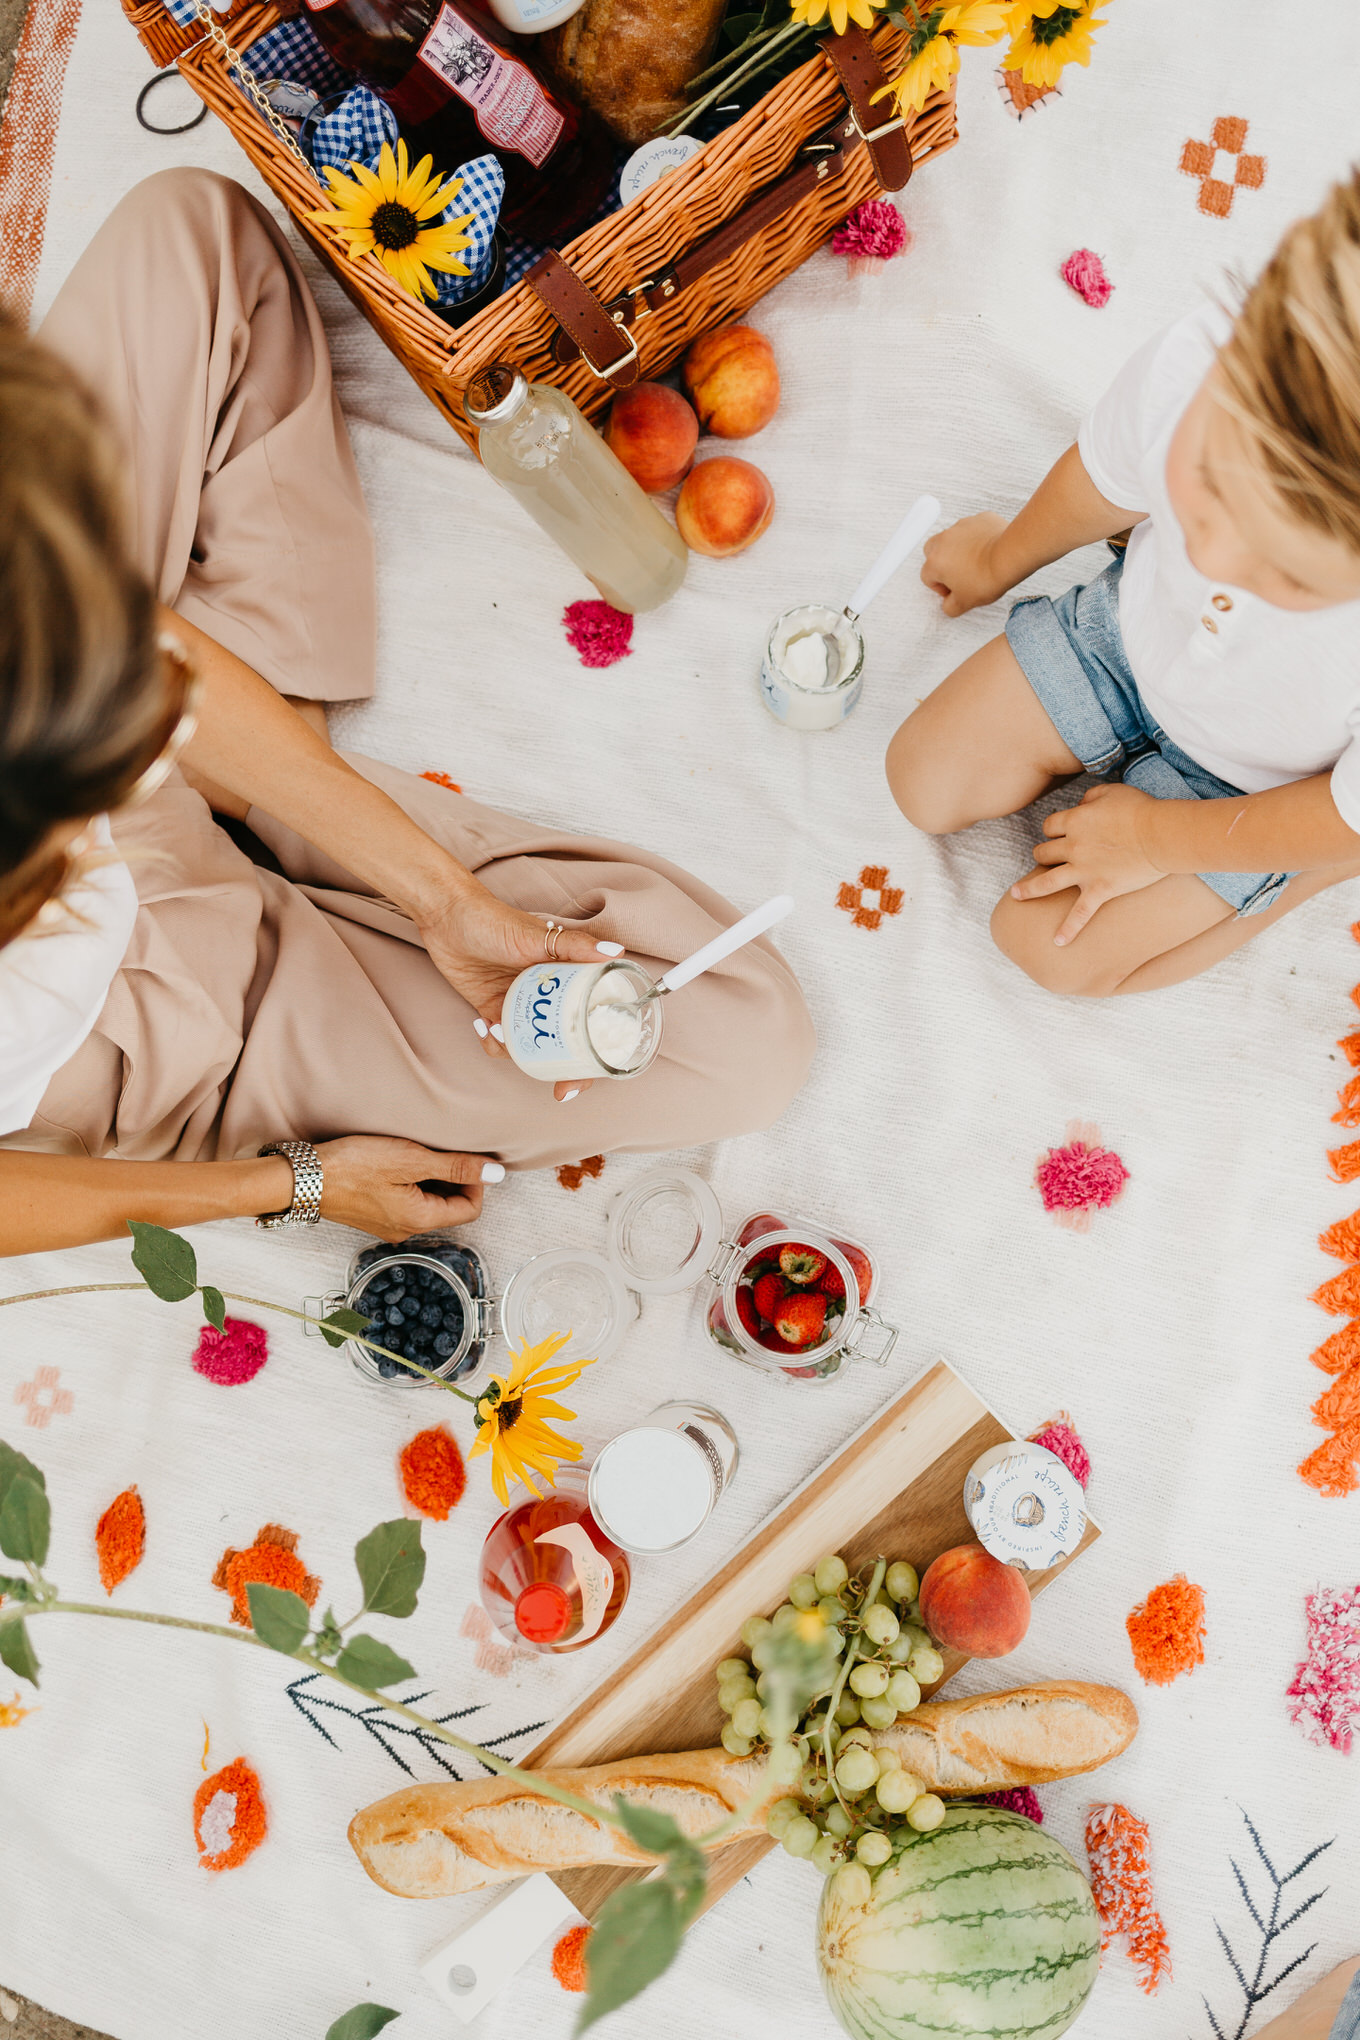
[821,1556,887,1823]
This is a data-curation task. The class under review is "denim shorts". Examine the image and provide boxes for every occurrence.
[1005,558,1292,916]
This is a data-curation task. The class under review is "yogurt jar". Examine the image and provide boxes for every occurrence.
[761,605,865,730]
[587,1401,739,1553]
[963,1441,1087,1570]
[501,958,662,1083]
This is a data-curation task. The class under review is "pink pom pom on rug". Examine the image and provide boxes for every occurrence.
[1029,1410,1092,1488]
[1035,1120,1129,1230]
[1286,1582,1360,1753]
[1062,248,1113,307]
[192,1317,268,1386]
[983,1787,1044,1823]
[563,600,633,669]
[832,199,912,277]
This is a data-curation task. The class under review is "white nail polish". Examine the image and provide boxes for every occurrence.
[472,1017,488,1037]
[481,1162,506,1183]
[559,1088,580,1102]
[490,1023,505,1044]
[595,940,624,957]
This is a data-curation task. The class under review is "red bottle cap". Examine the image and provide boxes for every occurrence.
[515,1580,572,1642]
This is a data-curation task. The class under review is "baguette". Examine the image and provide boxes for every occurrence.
[348,1681,1136,1898]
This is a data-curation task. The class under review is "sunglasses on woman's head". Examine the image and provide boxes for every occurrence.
[0,634,201,947]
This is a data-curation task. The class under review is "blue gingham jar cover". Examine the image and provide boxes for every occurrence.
[157,1,503,304]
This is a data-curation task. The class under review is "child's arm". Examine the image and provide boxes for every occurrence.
[1014,776,1360,945]
[923,445,1145,617]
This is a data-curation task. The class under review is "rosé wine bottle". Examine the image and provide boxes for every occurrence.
[479,1483,630,1653]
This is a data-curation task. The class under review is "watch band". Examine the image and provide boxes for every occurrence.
[256,1139,324,1228]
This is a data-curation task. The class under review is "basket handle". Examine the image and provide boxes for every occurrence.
[527,24,911,386]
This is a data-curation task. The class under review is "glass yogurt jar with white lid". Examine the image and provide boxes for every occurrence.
[501,958,663,1084]
[587,1401,739,1554]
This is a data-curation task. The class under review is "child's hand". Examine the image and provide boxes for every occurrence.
[921,514,1012,616]
[1010,783,1165,944]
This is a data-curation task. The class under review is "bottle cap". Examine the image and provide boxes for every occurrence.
[963,1442,1086,1571]
[618,135,703,207]
[465,363,529,427]
[514,1579,572,1642]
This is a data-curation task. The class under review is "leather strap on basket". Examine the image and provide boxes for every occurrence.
[527,24,911,385]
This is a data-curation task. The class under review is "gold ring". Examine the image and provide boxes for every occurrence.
[544,920,562,960]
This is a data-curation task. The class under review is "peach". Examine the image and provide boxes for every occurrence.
[675,457,775,558]
[918,1543,1031,1660]
[604,382,698,494]
[681,322,780,438]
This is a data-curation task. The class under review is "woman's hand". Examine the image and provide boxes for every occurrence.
[413,877,625,1103]
[1009,782,1165,944]
[921,513,1012,617]
[314,1135,502,1240]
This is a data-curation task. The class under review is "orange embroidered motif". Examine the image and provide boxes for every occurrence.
[0,1692,36,1729]
[836,865,905,931]
[1313,1320,1360,1375]
[1319,1212,1360,1264]
[212,1524,320,1629]
[1085,1803,1172,1995]
[552,1924,592,1992]
[399,1426,467,1520]
[95,1486,145,1595]
[1125,1574,1206,1686]
[12,1364,73,1430]
[193,1757,267,1871]
[557,1154,605,1192]
[1179,117,1266,219]
[421,770,462,792]
[996,64,1056,117]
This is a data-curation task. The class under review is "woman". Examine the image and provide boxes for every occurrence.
[0,168,814,1256]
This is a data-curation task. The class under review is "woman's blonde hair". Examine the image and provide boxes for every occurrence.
[0,309,163,910]
[1218,165,1360,555]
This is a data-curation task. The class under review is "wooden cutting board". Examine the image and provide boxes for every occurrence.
[528,1358,1100,1922]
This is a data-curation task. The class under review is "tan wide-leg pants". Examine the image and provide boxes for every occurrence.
[15,169,815,1170]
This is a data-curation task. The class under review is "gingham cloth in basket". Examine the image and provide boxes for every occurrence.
[159,0,502,302]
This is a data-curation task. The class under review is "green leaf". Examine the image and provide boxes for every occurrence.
[201,1286,227,1332]
[611,1799,690,1859]
[245,1583,312,1655]
[0,1616,40,1687]
[575,1881,682,2034]
[127,1220,198,1303]
[317,1307,374,1350]
[324,2006,399,2040]
[0,1439,46,1511]
[335,1634,417,1689]
[0,1574,34,1603]
[353,1520,425,1620]
[0,1476,50,1565]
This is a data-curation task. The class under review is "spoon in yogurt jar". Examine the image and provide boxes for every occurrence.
[623,894,796,1011]
[791,493,942,686]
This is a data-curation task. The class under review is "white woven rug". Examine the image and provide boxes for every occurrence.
[3,2,1360,2035]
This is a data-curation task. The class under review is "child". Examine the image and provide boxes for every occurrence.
[886,167,1360,997]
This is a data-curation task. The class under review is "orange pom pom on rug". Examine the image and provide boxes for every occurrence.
[94,1486,145,1594]
[1126,1574,1206,1686]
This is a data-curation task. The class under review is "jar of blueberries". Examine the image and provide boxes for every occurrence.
[329,1234,495,1388]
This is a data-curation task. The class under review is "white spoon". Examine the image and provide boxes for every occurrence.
[626,894,796,1008]
[797,492,942,684]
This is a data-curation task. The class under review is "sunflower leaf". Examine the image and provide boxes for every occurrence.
[574,1881,682,2034]
[324,2005,399,2040]
[0,1440,45,1512]
[0,1615,40,1687]
[246,1583,312,1655]
[0,1573,34,1602]
[201,1286,227,1333]
[318,1307,373,1350]
[128,1220,199,1302]
[354,1520,425,1620]
[335,1634,417,1689]
[0,1477,50,1566]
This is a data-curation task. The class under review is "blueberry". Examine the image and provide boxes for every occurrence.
[377,1357,398,1378]
[433,1331,456,1358]
[397,1297,418,1321]
[417,1304,441,1329]
[410,1327,433,1350]
[385,1304,405,1327]
[442,1309,463,1334]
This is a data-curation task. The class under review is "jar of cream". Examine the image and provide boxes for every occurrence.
[501,958,663,1083]
[587,1401,739,1553]
[963,1441,1087,1570]
[761,605,865,731]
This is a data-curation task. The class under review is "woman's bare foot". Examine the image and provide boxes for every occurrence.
[1253,1959,1360,2040]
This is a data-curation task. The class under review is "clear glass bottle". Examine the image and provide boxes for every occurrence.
[479,1478,630,1651]
[465,365,688,614]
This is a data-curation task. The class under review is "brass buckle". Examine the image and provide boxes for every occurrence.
[849,109,906,146]
[580,323,640,384]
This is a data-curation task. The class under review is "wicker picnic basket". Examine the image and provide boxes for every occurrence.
[118,0,958,450]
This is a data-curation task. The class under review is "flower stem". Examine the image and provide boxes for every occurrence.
[659,18,812,134]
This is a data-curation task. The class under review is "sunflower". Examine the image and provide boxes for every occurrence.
[308,138,474,304]
[1002,0,1107,89]
[789,0,883,39]
[874,1,1008,119]
[468,1332,594,1507]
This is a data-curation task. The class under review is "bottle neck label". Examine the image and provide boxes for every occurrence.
[534,1522,613,1641]
[414,3,564,167]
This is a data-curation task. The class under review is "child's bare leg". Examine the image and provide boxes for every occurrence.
[1251,1958,1359,2040]
[992,858,1360,997]
[886,634,1083,834]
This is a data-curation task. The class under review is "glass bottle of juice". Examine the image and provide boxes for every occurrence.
[299,0,613,242]
[465,365,689,614]
[479,1481,630,1652]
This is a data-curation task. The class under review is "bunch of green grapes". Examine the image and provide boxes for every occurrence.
[711,1553,950,1906]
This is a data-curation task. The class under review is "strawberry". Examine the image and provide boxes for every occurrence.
[774,1291,827,1347]
[779,1243,827,1285]
[834,1242,874,1306]
[819,1261,846,1300]
[758,1324,804,1354]
[737,1212,785,1247]
[735,1287,761,1340]
[752,1271,787,1325]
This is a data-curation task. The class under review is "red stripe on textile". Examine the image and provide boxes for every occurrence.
[0,0,83,323]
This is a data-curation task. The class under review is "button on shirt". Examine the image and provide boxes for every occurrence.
[1076,303,1360,828]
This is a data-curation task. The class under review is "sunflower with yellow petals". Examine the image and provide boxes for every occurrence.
[309,138,474,304]
[468,1332,594,1507]
[788,0,883,41]
[1002,0,1107,89]
[874,0,1008,119]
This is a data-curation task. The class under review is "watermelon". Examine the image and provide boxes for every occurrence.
[816,1806,1099,2039]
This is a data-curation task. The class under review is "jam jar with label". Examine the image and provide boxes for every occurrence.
[479,1477,630,1652]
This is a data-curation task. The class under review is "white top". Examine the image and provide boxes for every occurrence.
[1076,304,1360,829]
[0,816,138,1136]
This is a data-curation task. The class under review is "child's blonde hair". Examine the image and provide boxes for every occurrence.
[1218,165,1360,555]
